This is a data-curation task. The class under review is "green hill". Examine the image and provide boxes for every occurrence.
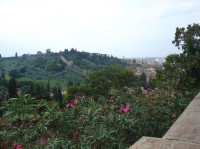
[0,48,128,88]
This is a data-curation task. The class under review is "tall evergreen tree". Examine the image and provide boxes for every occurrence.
[45,79,50,101]
[52,87,58,100]
[15,52,18,58]
[52,87,63,108]
[1,72,5,86]
[68,80,73,87]
[8,78,17,98]
[57,88,63,108]
[47,79,50,93]
[34,83,42,97]
[0,72,8,100]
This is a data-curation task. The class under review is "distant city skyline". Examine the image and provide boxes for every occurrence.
[0,0,199,58]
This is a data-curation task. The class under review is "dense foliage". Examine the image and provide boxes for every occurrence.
[67,65,138,96]
[0,87,197,148]
[157,23,200,90]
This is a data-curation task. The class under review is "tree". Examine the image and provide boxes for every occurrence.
[45,60,64,72]
[140,72,147,82]
[0,72,7,100]
[68,80,74,87]
[52,87,58,99]
[8,78,17,98]
[156,23,200,90]
[85,65,137,95]
[9,69,19,78]
[34,83,42,96]
[70,48,77,54]
[46,49,51,54]
[139,72,148,88]
[172,23,200,87]
[15,52,18,58]
[1,72,5,82]
[57,88,63,108]
[52,87,63,108]
[18,81,34,95]
[45,79,50,101]
[19,67,27,74]
[37,51,42,55]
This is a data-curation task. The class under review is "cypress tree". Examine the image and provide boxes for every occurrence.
[8,78,17,98]
[57,88,63,108]
[45,79,50,101]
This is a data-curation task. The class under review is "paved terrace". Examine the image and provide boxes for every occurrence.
[129,93,200,149]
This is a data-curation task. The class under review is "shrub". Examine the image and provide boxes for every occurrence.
[0,87,197,148]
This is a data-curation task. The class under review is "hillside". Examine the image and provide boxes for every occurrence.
[0,49,129,88]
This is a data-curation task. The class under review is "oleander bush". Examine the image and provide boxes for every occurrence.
[0,85,197,149]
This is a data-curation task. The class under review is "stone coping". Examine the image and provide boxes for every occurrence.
[129,137,200,149]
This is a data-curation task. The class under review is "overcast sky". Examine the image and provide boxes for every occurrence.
[0,0,199,58]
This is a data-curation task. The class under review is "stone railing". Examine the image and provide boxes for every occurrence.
[129,93,200,149]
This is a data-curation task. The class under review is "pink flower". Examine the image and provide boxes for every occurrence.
[13,144,18,149]
[42,135,47,145]
[149,92,153,96]
[145,90,149,95]
[71,104,76,109]
[149,98,154,103]
[13,144,23,149]
[66,104,71,109]
[145,88,152,95]
[71,100,78,105]
[109,97,115,103]
[66,103,76,109]
[123,108,129,113]
[125,104,130,109]
[171,114,177,119]
[147,88,152,92]
[66,100,78,109]
[77,96,81,99]
[119,104,130,113]
[119,107,124,112]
